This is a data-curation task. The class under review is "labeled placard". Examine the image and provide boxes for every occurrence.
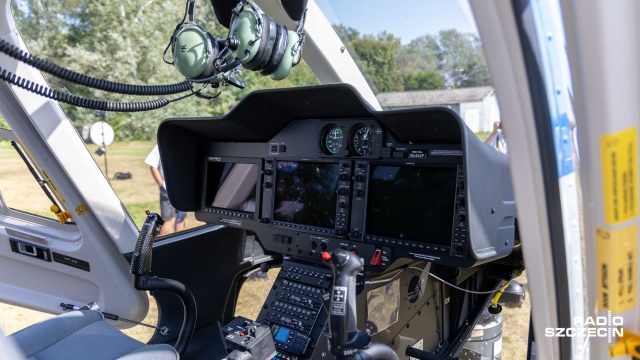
[596,226,637,312]
[52,252,91,271]
[600,127,638,224]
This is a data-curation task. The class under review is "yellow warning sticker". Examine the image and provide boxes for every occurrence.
[596,226,637,312]
[601,127,638,224]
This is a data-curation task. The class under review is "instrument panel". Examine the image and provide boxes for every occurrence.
[316,121,383,159]
[319,123,379,157]
[158,84,516,271]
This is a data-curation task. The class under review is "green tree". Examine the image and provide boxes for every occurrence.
[403,71,444,91]
[397,35,439,74]
[334,26,403,93]
[433,29,490,88]
[334,25,489,93]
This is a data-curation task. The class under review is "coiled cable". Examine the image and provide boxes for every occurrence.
[0,66,194,112]
[0,38,192,96]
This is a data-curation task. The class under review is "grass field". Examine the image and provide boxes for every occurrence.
[0,140,530,358]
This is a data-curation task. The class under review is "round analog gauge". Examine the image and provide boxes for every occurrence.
[323,126,344,155]
[351,125,372,156]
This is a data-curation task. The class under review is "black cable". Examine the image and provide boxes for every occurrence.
[0,66,194,112]
[0,38,192,95]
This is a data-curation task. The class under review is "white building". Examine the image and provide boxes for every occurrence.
[376,86,500,133]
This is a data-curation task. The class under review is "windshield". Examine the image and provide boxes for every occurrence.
[316,0,497,136]
[317,0,490,93]
[10,0,494,136]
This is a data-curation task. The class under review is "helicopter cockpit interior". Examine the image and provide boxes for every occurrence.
[6,0,635,358]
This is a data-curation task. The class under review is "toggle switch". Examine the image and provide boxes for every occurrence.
[370,248,383,266]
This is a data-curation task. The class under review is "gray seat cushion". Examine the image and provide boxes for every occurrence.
[9,310,178,360]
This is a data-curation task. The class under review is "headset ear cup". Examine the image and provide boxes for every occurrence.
[201,32,218,77]
[229,4,262,65]
[173,24,217,79]
[271,30,301,80]
[170,25,182,58]
[261,24,288,76]
[245,15,275,71]
[255,17,278,71]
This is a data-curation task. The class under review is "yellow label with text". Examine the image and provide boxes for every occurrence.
[596,226,637,312]
[601,127,637,224]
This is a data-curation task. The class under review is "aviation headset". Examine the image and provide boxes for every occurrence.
[169,0,305,82]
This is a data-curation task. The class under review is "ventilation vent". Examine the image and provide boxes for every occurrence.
[408,275,421,303]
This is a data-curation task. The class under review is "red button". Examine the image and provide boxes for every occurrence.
[321,252,331,261]
[351,249,358,255]
[240,331,246,336]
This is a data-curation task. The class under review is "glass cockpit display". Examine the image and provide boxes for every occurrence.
[365,165,457,246]
[205,161,259,213]
[274,161,340,229]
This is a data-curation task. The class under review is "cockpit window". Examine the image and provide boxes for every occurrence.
[9,0,319,232]
[317,0,498,136]
[0,120,65,222]
[10,0,319,141]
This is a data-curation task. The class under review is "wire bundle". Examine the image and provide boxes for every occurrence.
[0,39,192,96]
[0,38,197,112]
[0,68,176,112]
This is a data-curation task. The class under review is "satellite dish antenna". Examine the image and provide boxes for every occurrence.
[89,121,115,146]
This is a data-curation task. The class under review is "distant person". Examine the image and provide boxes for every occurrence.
[484,121,508,154]
[144,144,186,235]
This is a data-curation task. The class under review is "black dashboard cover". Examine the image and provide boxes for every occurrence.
[157,84,462,211]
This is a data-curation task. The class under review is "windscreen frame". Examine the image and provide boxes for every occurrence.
[201,156,263,219]
[363,162,459,247]
[272,159,341,231]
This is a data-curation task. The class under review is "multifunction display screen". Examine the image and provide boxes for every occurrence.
[273,161,340,229]
[205,161,259,213]
[365,165,457,246]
